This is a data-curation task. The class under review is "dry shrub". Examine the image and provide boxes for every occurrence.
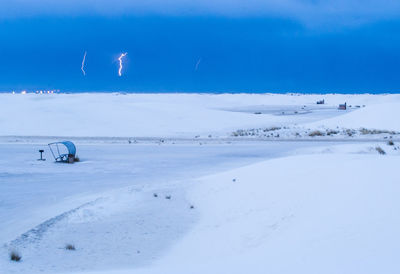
[309,130,324,137]
[65,244,76,251]
[375,146,386,155]
[10,251,21,262]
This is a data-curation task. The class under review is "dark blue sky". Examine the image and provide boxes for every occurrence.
[1,13,400,93]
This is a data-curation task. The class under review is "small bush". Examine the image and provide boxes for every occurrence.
[326,130,339,136]
[309,130,324,137]
[10,251,21,262]
[65,244,76,251]
[153,193,158,198]
[346,129,356,136]
[376,146,386,155]
[388,140,394,146]
[165,195,171,200]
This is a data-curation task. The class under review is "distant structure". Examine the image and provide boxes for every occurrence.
[316,99,325,104]
[38,149,45,161]
[48,141,77,163]
[338,102,347,110]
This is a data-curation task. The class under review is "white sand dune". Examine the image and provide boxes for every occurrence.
[1,93,398,138]
[1,93,399,274]
[66,150,400,274]
[308,101,400,131]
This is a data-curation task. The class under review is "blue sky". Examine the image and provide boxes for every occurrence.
[1,1,400,93]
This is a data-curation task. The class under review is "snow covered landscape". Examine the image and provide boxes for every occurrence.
[1,93,400,274]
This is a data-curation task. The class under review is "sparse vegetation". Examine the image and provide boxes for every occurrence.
[232,126,399,139]
[264,126,281,132]
[10,251,21,262]
[165,195,171,200]
[375,146,386,155]
[346,129,356,136]
[326,130,339,136]
[388,140,394,146]
[65,244,76,251]
[308,130,324,137]
[232,130,246,137]
[360,128,398,135]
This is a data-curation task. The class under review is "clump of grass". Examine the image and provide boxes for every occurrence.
[388,140,395,146]
[153,193,158,198]
[375,146,386,155]
[309,130,324,137]
[165,195,171,200]
[65,244,76,251]
[190,205,195,209]
[10,251,21,262]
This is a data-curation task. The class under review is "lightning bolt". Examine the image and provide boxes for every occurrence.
[81,51,87,76]
[195,58,202,71]
[118,52,127,76]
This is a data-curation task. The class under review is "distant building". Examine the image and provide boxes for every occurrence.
[338,102,347,110]
[316,99,325,104]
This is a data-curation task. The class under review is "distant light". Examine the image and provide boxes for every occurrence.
[21,90,27,94]
[12,91,15,94]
